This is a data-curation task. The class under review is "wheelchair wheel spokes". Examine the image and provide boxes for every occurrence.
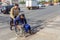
[15,27,20,35]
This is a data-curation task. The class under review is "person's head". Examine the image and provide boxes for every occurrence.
[19,14,25,19]
[14,4,19,9]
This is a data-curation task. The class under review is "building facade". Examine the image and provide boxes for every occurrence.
[0,0,60,4]
[0,0,20,5]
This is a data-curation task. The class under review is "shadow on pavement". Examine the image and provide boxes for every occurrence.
[32,20,44,34]
[26,19,45,37]
[31,8,45,10]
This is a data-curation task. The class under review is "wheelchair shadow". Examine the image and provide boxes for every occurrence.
[31,25,43,34]
[26,20,45,37]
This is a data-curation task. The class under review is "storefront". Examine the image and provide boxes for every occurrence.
[53,0,59,5]
[53,0,59,3]
[45,0,59,5]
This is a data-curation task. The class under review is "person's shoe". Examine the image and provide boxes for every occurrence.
[10,27,13,31]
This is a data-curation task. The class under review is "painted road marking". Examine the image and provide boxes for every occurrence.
[9,37,17,40]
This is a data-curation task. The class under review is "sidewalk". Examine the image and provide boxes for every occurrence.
[16,16,60,40]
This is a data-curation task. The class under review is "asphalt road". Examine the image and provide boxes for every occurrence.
[0,5,60,40]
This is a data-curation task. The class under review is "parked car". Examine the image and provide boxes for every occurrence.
[0,2,2,13]
[50,3,54,6]
[1,5,14,14]
[39,4,45,7]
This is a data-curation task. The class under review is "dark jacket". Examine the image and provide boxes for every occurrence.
[14,15,27,25]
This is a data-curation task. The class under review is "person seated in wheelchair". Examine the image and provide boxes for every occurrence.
[14,14,32,35]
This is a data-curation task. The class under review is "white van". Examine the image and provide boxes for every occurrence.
[26,0,39,10]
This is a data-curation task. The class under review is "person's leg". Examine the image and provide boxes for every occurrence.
[21,25,25,36]
[18,24,25,37]
[28,26,32,34]
[14,16,17,31]
[15,25,17,32]
[17,25,21,31]
[19,25,23,36]
[15,25,24,36]
[15,25,20,35]
[10,18,13,30]
[29,29,32,34]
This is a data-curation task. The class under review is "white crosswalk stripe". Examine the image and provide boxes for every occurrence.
[9,37,17,40]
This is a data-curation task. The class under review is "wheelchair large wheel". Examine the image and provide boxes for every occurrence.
[15,26,25,37]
